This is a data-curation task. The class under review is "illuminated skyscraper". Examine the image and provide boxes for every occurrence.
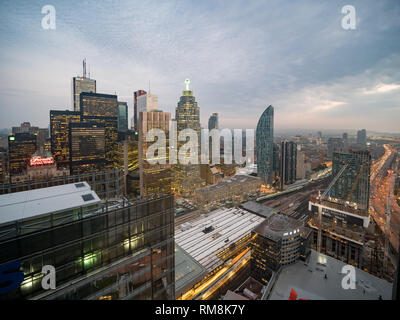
[69,122,106,173]
[133,90,147,131]
[8,133,37,176]
[50,110,81,170]
[256,105,274,185]
[72,59,96,112]
[173,79,205,196]
[80,92,118,117]
[117,101,128,133]
[139,110,172,196]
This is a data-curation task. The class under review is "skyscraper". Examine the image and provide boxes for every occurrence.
[133,90,147,131]
[50,110,81,170]
[173,79,205,196]
[80,92,118,117]
[331,149,371,211]
[137,93,158,122]
[327,137,344,159]
[208,113,219,130]
[8,133,37,176]
[139,110,172,196]
[72,59,96,112]
[256,105,274,185]
[280,140,297,189]
[117,101,128,133]
[296,148,306,180]
[357,129,367,147]
[69,122,106,173]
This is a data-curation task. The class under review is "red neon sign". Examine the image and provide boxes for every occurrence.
[29,156,54,166]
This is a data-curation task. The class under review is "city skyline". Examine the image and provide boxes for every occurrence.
[0,1,399,132]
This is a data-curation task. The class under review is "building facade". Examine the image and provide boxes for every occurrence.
[8,133,37,176]
[256,106,274,185]
[280,141,297,189]
[208,113,219,130]
[80,92,118,118]
[117,101,128,133]
[133,90,147,131]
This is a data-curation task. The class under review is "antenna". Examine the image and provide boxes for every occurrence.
[83,58,87,78]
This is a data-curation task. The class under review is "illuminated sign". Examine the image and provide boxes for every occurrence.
[9,136,15,141]
[29,156,54,166]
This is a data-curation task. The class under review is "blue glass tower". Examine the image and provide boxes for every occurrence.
[256,105,274,184]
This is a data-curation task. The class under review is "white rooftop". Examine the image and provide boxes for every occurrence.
[0,182,101,225]
[175,207,265,271]
[269,250,392,300]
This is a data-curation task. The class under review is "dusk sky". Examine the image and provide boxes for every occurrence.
[0,0,399,133]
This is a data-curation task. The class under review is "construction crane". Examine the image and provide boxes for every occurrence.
[316,163,349,253]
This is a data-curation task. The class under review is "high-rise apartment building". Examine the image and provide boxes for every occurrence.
[208,113,219,130]
[117,101,128,133]
[72,59,96,112]
[256,105,274,185]
[139,111,171,196]
[50,110,81,170]
[331,149,371,211]
[8,133,37,176]
[357,129,367,147]
[133,90,147,131]
[280,141,297,189]
[173,79,205,196]
[80,92,118,118]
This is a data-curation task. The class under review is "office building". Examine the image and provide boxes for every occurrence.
[133,90,147,131]
[69,122,106,174]
[173,79,205,196]
[280,141,297,189]
[256,105,274,185]
[8,133,37,176]
[208,113,219,130]
[72,59,96,112]
[331,149,371,211]
[357,129,367,147]
[117,101,128,133]
[80,92,118,118]
[0,184,175,300]
[136,93,158,122]
[50,110,81,170]
[296,149,306,180]
[139,110,172,196]
[251,214,309,285]
[12,122,39,135]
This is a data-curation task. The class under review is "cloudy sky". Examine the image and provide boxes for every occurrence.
[0,0,399,133]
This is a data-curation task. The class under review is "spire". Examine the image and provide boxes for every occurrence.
[83,58,87,78]
[185,78,190,91]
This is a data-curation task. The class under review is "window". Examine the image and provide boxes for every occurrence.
[82,194,95,201]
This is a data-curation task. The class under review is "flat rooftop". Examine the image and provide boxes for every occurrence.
[269,250,392,300]
[253,214,304,242]
[195,174,261,193]
[175,207,265,271]
[240,201,279,218]
[0,182,101,225]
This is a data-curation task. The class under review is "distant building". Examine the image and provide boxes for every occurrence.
[12,122,39,135]
[50,110,81,170]
[280,141,297,189]
[8,133,37,176]
[117,101,128,133]
[331,149,371,211]
[327,137,344,159]
[133,90,147,131]
[256,106,274,185]
[357,129,367,147]
[72,59,96,112]
[208,113,219,130]
[139,110,172,196]
[137,93,158,120]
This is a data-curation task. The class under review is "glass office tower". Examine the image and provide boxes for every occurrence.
[80,92,118,118]
[208,113,219,130]
[72,78,96,112]
[256,105,274,185]
[133,90,147,131]
[118,101,129,133]
[50,110,81,170]
[0,187,175,300]
[280,140,297,189]
[8,133,37,176]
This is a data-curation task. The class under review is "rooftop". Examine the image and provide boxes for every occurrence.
[0,182,101,225]
[240,201,279,218]
[253,214,304,242]
[269,250,392,300]
[175,207,265,271]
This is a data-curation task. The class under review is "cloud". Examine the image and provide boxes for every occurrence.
[362,83,400,95]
